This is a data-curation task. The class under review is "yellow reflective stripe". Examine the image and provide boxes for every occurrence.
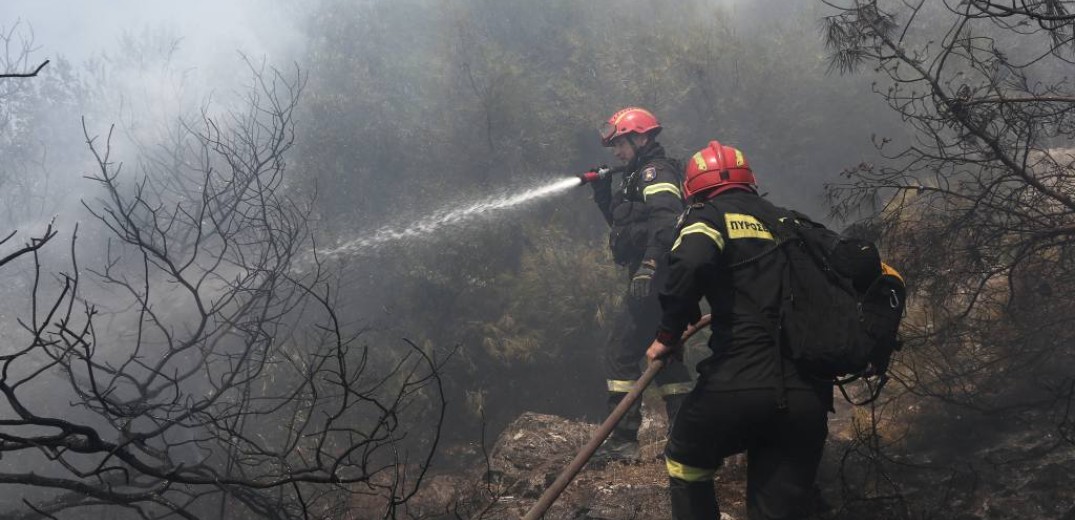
[692,151,708,171]
[881,262,904,284]
[672,222,725,251]
[666,457,716,482]
[607,380,635,393]
[642,182,682,200]
[658,382,694,396]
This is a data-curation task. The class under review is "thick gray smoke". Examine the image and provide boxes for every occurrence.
[0,0,308,231]
[0,4,317,516]
[2,0,304,65]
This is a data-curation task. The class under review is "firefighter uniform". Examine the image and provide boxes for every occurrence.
[657,189,831,519]
[592,141,694,449]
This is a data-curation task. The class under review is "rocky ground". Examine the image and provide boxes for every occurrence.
[400,399,1075,520]
[405,404,751,520]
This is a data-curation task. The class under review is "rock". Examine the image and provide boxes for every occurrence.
[487,412,594,500]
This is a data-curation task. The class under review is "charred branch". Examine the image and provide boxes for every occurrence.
[823,0,1075,514]
[0,60,447,519]
[0,58,48,78]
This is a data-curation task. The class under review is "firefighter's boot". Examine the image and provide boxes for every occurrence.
[594,391,642,462]
[594,435,641,462]
[669,477,719,520]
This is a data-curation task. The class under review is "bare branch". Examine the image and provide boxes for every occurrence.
[0,58,48,78]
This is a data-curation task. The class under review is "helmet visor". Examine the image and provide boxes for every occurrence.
[598,122,617,143]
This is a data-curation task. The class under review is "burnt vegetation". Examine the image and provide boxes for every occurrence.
[824,0,1075,518]
[0,34,446,519]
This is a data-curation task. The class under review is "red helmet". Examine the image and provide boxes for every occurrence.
[683,140,756,199]
[599,107,662,147]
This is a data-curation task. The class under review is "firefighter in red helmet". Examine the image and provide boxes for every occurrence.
[646,141,830,519]
[589,107,693,461]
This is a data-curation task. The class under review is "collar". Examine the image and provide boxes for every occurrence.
[702,184,758,201]
[629,141,666,171]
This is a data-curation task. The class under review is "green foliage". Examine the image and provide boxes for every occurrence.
[481,226,620,363]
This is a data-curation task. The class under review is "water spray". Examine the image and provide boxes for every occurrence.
[316,170,619,259]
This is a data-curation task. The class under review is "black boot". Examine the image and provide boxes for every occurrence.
[594,391,641,462]
[669,477,718,519]
[593,434,641,462]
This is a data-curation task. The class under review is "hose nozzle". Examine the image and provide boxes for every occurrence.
[578,165,620,185]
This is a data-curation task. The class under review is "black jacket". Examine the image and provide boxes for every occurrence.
[593,142,684,270]
[657,189,826,392]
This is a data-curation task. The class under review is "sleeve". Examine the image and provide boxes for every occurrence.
[656,214,724,341]
[591,177,614,227]
[640,163,686,263]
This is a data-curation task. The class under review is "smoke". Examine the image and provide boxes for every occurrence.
[1,0,305,69]
[0,0,310,230]
[0,3,314,375]
[0,6,323,516]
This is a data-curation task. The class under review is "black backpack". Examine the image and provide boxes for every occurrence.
[728,200,906,405]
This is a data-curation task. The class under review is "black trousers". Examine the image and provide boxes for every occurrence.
[664,387,828,520]
[603,267,693,440]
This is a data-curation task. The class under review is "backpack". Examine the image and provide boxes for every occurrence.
[727,200,906,405]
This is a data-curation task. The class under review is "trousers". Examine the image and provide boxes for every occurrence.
[664,387,828,519]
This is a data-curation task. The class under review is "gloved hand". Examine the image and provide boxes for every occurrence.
[590,169,614,226]
[589,168,612,198]
[629,260,657,302]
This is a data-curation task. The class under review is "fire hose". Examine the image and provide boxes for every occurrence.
[522,314,712,520]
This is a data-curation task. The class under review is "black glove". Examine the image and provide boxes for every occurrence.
[590,170,613,226]
[590,170,612,199]
[629,260,657,302]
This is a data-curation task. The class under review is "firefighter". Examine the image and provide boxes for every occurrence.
[645,141,830,519]
[589,107,693,461]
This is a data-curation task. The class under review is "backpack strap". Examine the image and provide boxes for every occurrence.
[836,373,889,405]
